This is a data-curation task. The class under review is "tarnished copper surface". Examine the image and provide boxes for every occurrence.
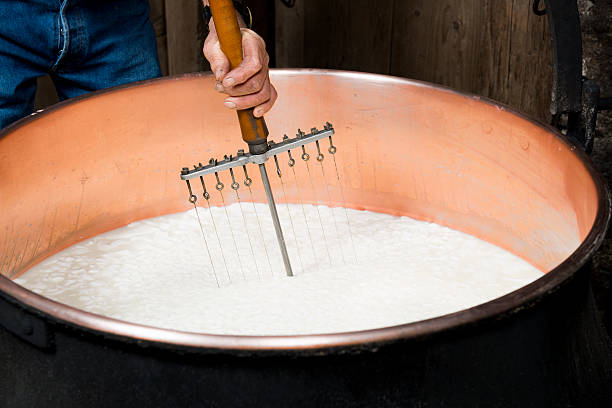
[0,70,608,351]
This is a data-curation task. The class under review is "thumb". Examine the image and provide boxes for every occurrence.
[203,34,230,81]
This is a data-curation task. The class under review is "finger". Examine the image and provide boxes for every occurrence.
[253,84,277,117]
[203,35,230,82]
[223,77,273,111]
[222,30,265,88]
[223,63,268,97]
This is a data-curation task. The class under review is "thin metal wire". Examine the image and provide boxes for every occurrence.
[193,203,220,287]
[204,197,231,282]
[330,153,358,262]
[317,158,347,264]
[47,208,58,251]
[29,211,46,271]
[303,157,332,266]
[15,235,32,278]
[246,184,273,276]
[234,189,261,279]
[275,161,304,274]
[0,253,6,276]
[217,189,246,280]
[289,163,319,271]
[0,226,11,275]
[4,236,19,277]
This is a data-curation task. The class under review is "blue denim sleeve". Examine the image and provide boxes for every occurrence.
[0,0,162,129]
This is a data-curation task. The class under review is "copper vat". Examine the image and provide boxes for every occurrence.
[0,70,611,406]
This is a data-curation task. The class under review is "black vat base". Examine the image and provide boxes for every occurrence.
[1,264,612,407]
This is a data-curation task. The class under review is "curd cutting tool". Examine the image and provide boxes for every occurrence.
[180,0,337,277]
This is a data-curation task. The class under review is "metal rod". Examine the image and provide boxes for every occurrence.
[274,154,304,274]
[258,163,293,277]
[244,165,272,277]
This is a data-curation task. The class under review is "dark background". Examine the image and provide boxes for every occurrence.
[33,0,612,329]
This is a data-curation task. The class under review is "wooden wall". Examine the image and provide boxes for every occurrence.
[276,0,552,122]
[35,0,552,122]
[149,0,275,75]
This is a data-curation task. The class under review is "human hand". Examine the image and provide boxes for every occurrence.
[203,28,277,117]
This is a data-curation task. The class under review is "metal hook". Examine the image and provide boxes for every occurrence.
[273,155,282,177]
[315,140,324,162]
[532,0,546,16]
[200,176,210,200]
[287,150,295,167]
[186,179,197,203]
[328,135,337,154]
[301,145,310,161]
[215,172,224,191]
[242,165,252,186]
[229,167,240,190]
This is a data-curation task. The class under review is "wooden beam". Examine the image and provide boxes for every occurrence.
[275,0,305,67]
[165,0,207,74]
[149,0,169,76]
[302,0,395,74]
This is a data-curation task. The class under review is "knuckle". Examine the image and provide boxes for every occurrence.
[202,45,211,59]
[203,48,219,63]
[251,62,262,74]
[226,88,240,97]
[203,36,214,51]
[247,57,262,73]
[250,93,265,106]
[250,77,265,93]
[260,85,271,101]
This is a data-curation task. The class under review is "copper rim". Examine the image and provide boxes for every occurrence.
[0,69,609,352]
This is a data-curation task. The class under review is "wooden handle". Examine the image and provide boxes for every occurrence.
[209,0,269,154]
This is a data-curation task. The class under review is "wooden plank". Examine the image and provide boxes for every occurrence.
[391,1,488,91]
[149,0,168,76]
[34,75,59,111]
[248,0,276,66]
[275,0,305,67]
[302,0,394,74]
[473,0,513,108]
[515,2,552,121]
[391,0,552,121]
[165,0,207,75]
[476,0,552,121]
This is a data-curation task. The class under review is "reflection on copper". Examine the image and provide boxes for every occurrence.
[0,70,608,351]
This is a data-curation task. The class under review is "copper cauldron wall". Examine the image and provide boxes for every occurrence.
[0,70,611,406]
